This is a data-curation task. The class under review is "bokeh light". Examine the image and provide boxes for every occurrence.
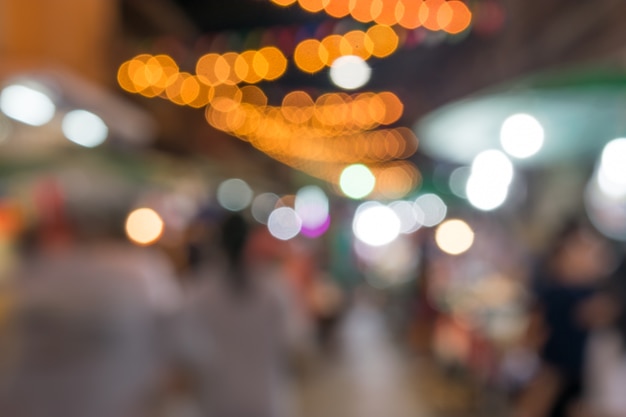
[449,166,470,198]
[295,185,330,231]
[329,55,372,90]
[62,110,108,148]
[435,218,474,255]
[340,164,376,199]
[466,150,513,211]
[389,200,423,234]
[125,208,165,246]
[353,202,401,246]
[470,149,514,185]
[466,175,509,211]
[414,193,447,227]
[251,192,280,224]
[268,207,302,240]
[500,113,544,159]
[217,178,254,212]
[0,83,56,126]
[598,138,626,198]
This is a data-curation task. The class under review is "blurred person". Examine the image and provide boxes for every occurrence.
[0,206,182,417]
[180,213,309,417]
[514,221,615,417]
[582,254,626,417]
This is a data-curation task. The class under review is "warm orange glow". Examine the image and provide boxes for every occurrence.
[350,0,375,22]
[377,92,403,124]
[271,0,297,5]
[117,61,138,93]
[298,0,329,12]
[325,0,351,17]
[126,208,164,246]
[442,1,472,34]
[221,52,241,85]
[397,0,424,29]
[421,0,446,31]
[366,25,399,58]
[343,30,374,60]
[165,72,189,105]
[210,84,243,112]
[240,85,268,107]
[258,47,288,80]
[196,53,222,86]
[374,162,421,199]
[294,39,326,73]
[375,0,400,25]
[179,75,201,106]
[321,34,349,65]
[281,91,315,124]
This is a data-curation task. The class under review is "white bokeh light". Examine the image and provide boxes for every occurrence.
[62,110,108,148]
[500,113,544,159]
[414,194,447,227]
[471,150,514,186]
[466,175,509,211]
[251,193,280,224]
[449,166,471,198]
[295,185,329,229]
[598,138,626,198]
[217,179,253,212]
[389,200,423,234]
[329,55,371,90]
[466,150,514,211]
[353,202,401,247]
[0,83,55,126]
[268,207,302,240]
[340,164,376,199]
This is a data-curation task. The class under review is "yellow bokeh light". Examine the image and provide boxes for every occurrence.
[125,208,164,246]
[366,25,399,58]
[435,219,474,255]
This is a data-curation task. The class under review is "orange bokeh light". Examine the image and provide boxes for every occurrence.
[343,30,374,60]
[294,39,326,73]
[397,0,424,29]
[258,47,288,80]
[196,53,222,86]
[350,0,375,23]
[375,0,400,25]
[442,1,472,34]
[271,0,297,5]
[325,0,351,17]
[366,25,399,58]
[298,0,329,12]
